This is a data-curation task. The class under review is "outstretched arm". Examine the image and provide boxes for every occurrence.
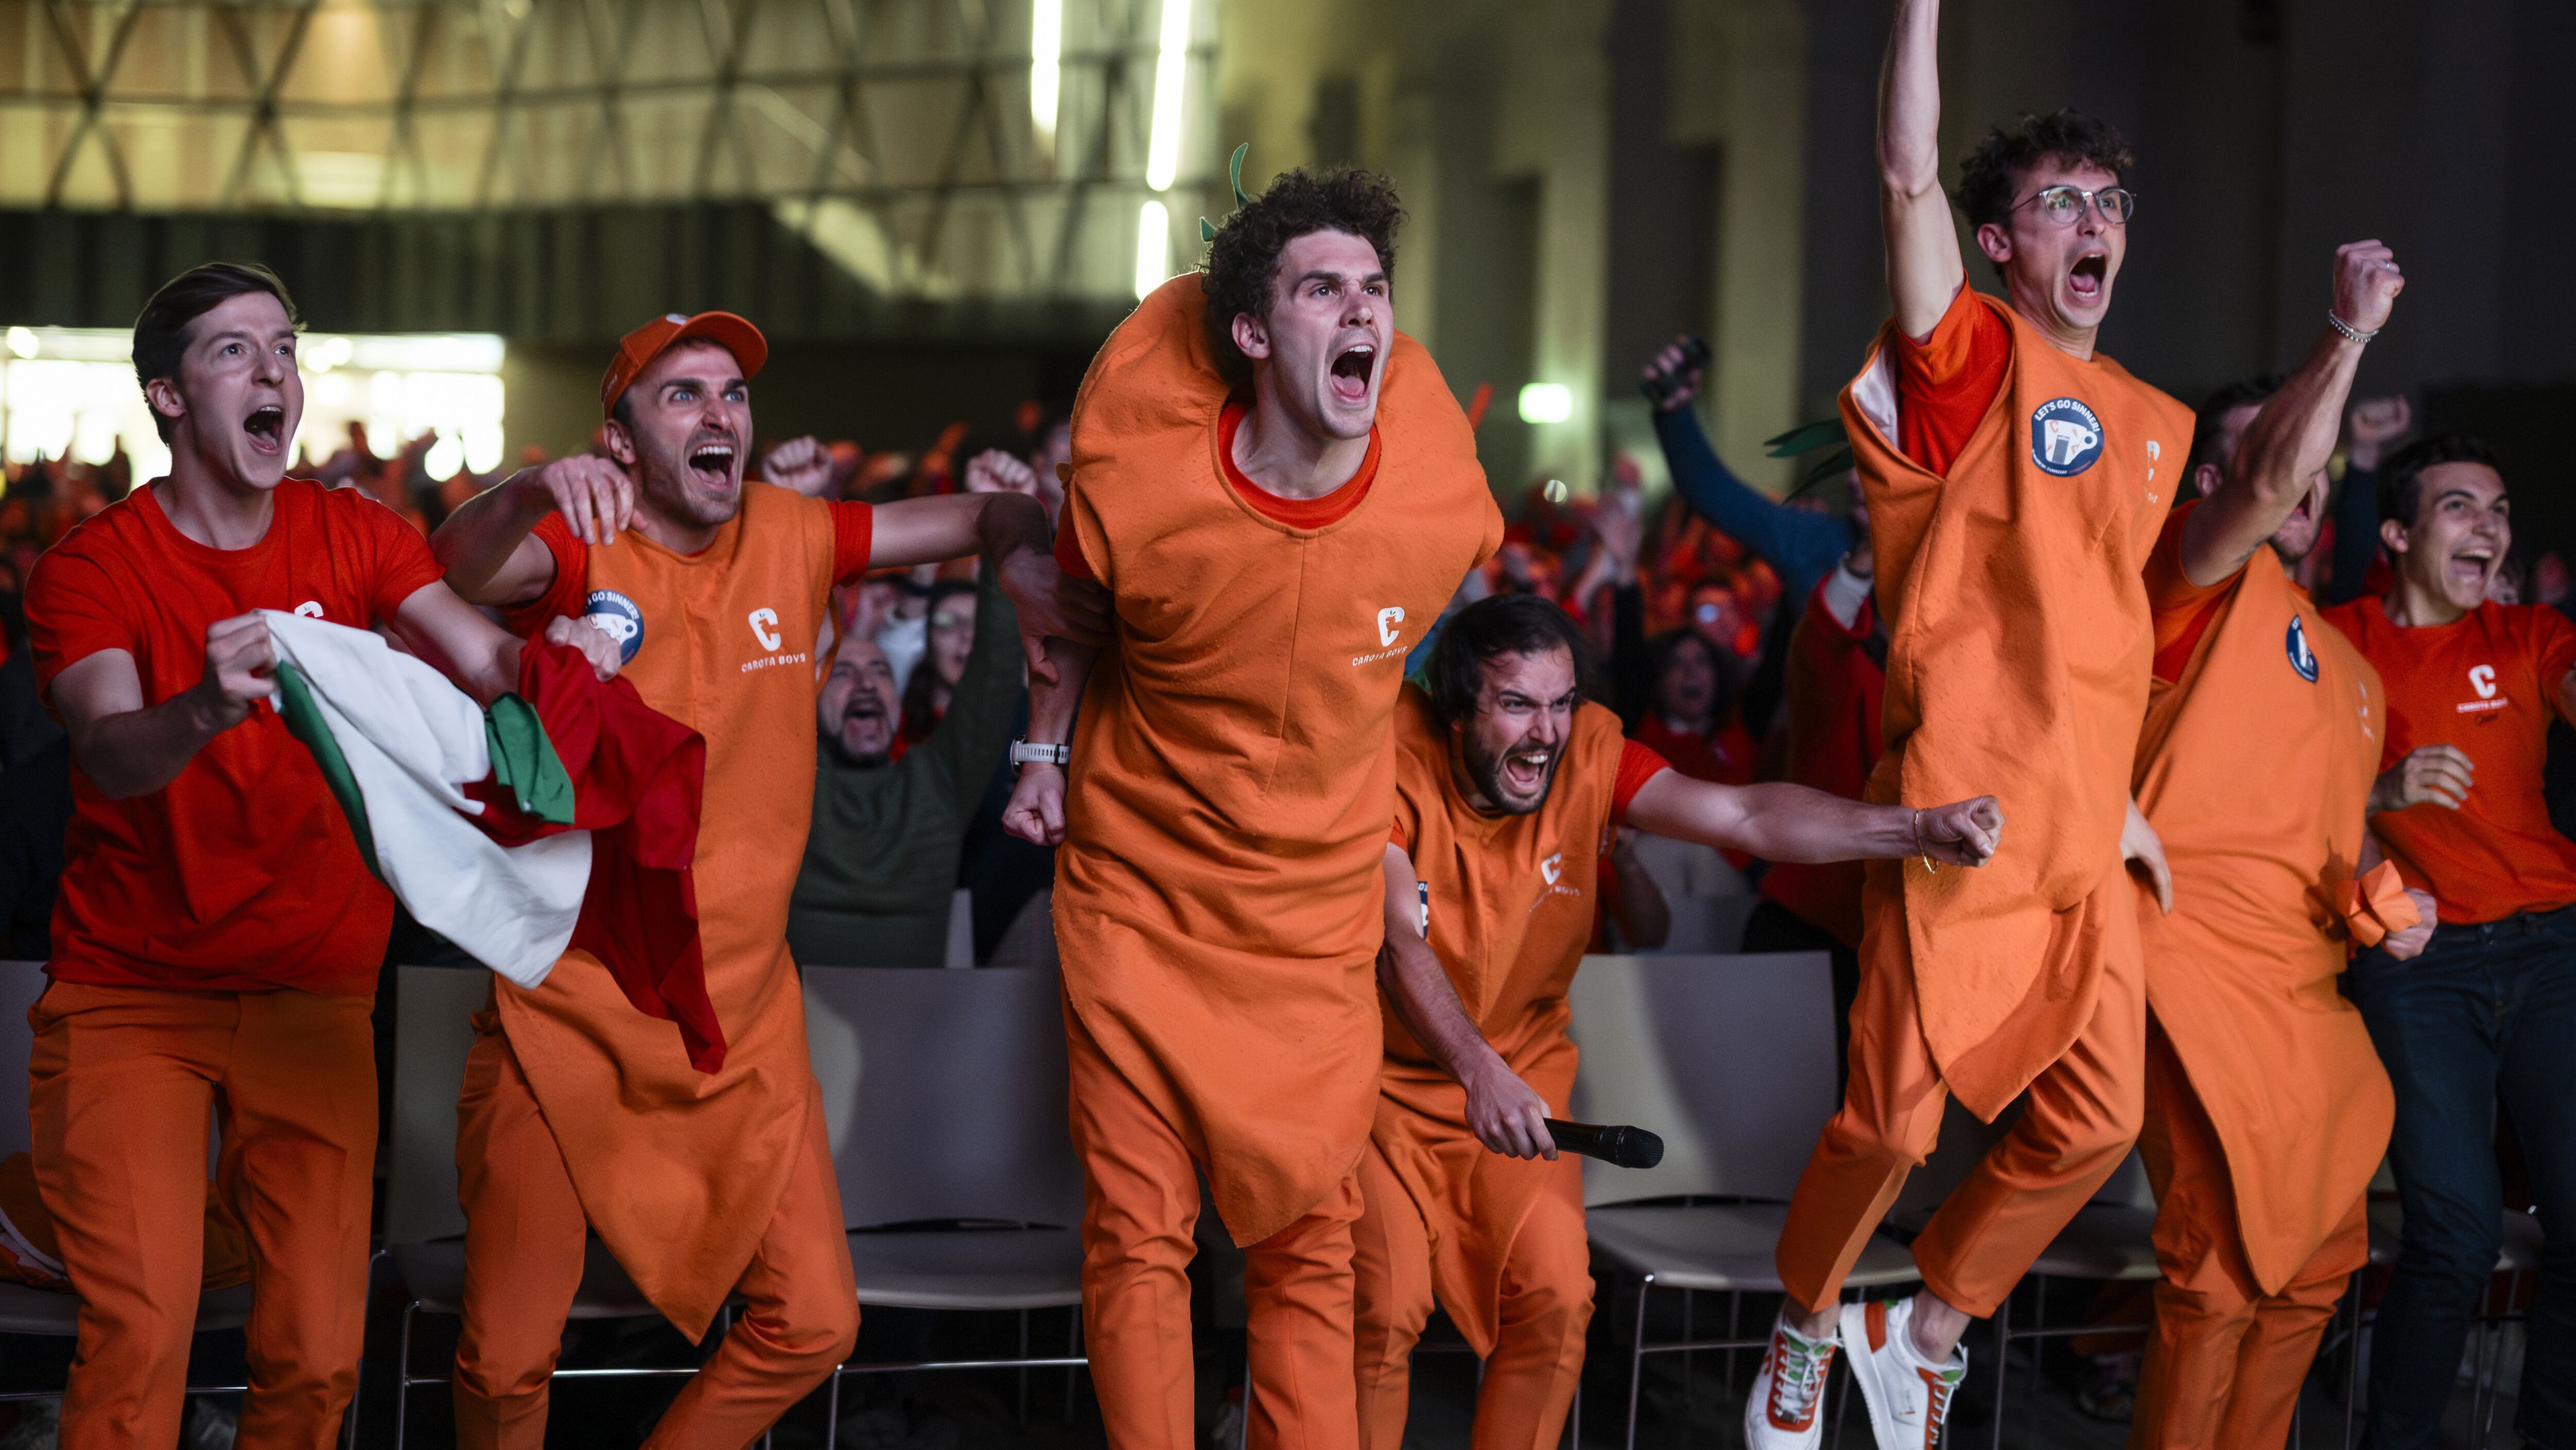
[869,493,1110,682]
[1621,768,2001,867]
[1881,0,1964,342]
[2180,242,2406,584]
[1375,844,1558,1161]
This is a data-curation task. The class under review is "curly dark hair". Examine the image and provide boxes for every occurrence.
[1424,594,1597,731]
[1954,108,2135,234]
[1201,166,1405,389]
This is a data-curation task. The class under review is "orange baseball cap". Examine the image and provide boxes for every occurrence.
[599,311,769,417]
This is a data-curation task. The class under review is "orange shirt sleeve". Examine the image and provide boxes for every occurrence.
[2143,500,2231,684]
[830,500,876,584]
[1609,739,1670,825]
[1890,283,2010,476]
[498,513,589,635]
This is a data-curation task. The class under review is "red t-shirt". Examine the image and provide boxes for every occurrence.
[1055,401,1381,580]
[2321,596,2576,924]
[505,498,877,629]
[1758,572,1890,947]
[2145,501,2231,684]
[25,480,447,993]
[1891,282,2012,475]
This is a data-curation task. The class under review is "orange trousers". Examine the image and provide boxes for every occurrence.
[1351,1144,1591,1450]
[27,981,376,1450]
[449,1024,859,1449]
[2129,1027,2364,1449]
[1776,879,2145,1316]
[1065,1003,1365,1450]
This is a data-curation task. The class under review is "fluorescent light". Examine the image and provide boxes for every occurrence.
[4,327,35,360]
[1518,382,1572,425]
[1144,0,1189,191]
[1030,0,1061,147]
[1134,200,1170,300]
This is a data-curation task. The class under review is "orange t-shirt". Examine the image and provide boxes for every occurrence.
[508,499,875,629]
[1054,399,1379,579]
[25,480,445,994]
[2321,596,2576,924]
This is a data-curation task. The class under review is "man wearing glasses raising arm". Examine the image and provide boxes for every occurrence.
[1745,3,2194,1447]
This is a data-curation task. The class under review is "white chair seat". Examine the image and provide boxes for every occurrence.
[844,1227,1082,1311]
[0,1278,252,1337]
[1585,1202,1917,1294]
[2025,1204,2159,1282]
[390,1237,702,1320]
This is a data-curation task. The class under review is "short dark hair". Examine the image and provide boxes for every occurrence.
[2188,374,2286,474]
[1201,166,1405,390]
[1955,108,2135,234]
[1645,626,1737,721]
[2379,433,2504,530]
[132,262,302,442]
[1424,593,1594,731]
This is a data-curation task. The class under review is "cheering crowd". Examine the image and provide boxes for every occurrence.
[2,1,2573,1449]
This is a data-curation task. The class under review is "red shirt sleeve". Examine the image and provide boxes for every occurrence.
[2143,500,2232,684]
[2533,608,2576,725]
[25,546,129,698]
[830,500,877,584]
[344,490,448,623]
[497,513,589,635]
[1054,513,1096,582]
[1610,739,1672,825]
[1891,284,2010,476]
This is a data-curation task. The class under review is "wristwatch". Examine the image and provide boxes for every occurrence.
[1010,739,1071,768]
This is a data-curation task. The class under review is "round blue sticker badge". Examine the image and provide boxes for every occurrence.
[2030,397,2106,476]
[583,588,645,664]
[2286,613,2319,683]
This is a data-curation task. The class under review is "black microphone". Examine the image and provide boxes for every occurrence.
[1544,1119,1665,1169]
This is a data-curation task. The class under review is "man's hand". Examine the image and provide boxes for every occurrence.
[513,455,636,546]
[1641,337,1704,413]
[189,613,278,734]
[541,615,624,681]
[2373,745,2472,813]
[964,448,1040,496]
[2383,888,2438,962]
[1915,796,2004,867]
[2332,241,2405,341]
[2347,395,2412,473]
[995,547,1111,683]
[1461,1059,1558,1160]
[1002,764,1067,845]
[2123,797,2174,915]
[761,435,837,499]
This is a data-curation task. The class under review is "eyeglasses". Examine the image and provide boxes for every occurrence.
[2012,185,2137,227]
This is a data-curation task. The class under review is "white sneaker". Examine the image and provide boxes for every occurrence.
[1839,1297,1966,1449]
[1743,1310,1839,1448]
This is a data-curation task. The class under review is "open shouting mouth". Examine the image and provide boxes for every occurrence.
[1329,340,1377,405]
[2068,250,2108,305]
[243,405,287,456]
[686,437,737,490]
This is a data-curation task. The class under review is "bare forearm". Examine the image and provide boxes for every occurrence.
[1377,938,1511,1087]
[972,491,1052,569]
[73,695,227,800]
[1610,849,1670,949]
[1026,639,1097,741]
[2183,327,2365,584]
[431,476,551,605]
[1631,776,1917,864]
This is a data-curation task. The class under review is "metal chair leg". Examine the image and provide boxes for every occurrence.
[1568,1379,1581,1448]
[1681,1288,1694,1431]
[826,1365,843,1450]
[1016,1309,1030,1425]
[394,1300,417,1450]
[1065,1310,1082,1425]
[1989,1290,2012,1450]
[1624,1275,1652,1450]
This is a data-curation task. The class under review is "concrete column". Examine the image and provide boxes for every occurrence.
[1493,0,1612,493]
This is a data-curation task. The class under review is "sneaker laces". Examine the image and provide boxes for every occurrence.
[1918,1363,1962,1449]
[1766,1328,1835,1425]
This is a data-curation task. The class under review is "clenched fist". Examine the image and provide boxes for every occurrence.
[2332,240,2404,339]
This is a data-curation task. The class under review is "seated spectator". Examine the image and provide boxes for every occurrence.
[901,580,979,749]
[788,569,1023,968]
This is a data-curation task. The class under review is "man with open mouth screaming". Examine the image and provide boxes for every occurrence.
[1358,593,1999,1450]
[1750,3,2200,1447]
[427,311,1106,1447]
[1002,164,1503,1448]
[25,262,623,1449]
[2323,433,2576,1449]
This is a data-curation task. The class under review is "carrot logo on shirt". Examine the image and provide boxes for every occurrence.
[2286,615,2318,683]
[293,601,325,619]
[584,589,645,664]
[1377,606,1407,648]
[749,607,782,652]
[2030,398,2105,476]
[2470,665,2498,699]
[1540,852,1564,885]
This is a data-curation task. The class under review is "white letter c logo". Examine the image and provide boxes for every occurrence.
[2470,664,2497,700]
[749,607,782,652]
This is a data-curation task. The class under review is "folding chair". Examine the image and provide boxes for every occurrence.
[0,960,323,1436]
[800,964,1089,1446]
[1985,1152,2159,1449]
[1566,951,1922,1450]
[380,966,762,1449]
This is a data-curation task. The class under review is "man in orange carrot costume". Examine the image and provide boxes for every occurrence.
[1001,168,1504,1448]
[1358,594,2001,1450]
[2126,242,2429,1447]
[1748,4,2192,1445]
[431,311,1102,1448]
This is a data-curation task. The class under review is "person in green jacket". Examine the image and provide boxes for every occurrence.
[788,566,1022,966]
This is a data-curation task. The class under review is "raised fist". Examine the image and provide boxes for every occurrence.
[2332,240,2404,338]
[761,435,836,499]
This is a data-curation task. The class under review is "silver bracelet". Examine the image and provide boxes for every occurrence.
[2326,309,2379,345]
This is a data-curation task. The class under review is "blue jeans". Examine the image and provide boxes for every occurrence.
[2346,906,2576,1449]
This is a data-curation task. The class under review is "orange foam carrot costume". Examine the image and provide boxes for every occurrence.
[1053,278,1501,1448]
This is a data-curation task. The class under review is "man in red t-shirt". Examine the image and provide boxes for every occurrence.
[1751,3,2193,1446]
[2321,435,2576,1449]
[24,263,616,1449]
[1358,594,2000,1449]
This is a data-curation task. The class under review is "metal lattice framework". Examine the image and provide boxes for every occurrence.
[0,0,1217,301]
